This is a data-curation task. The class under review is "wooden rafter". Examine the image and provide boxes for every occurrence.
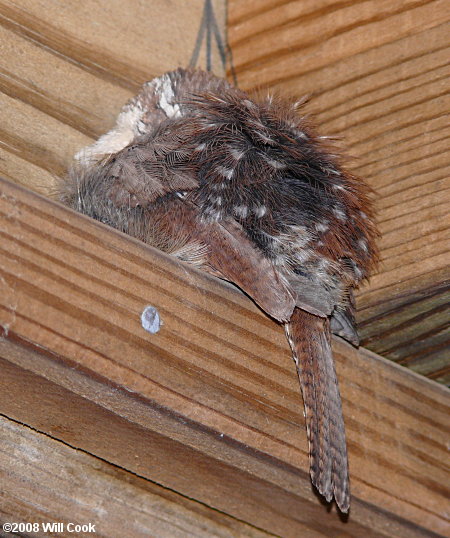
[1,177,448,536]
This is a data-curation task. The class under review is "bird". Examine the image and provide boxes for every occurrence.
[61,68,378,513]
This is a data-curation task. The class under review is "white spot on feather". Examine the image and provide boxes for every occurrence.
[353,264,363,279]
[217,166,234,180]
[323,167,340,176]
[294,129,308,140]
[284,225,311,247]
[211,182,227,191]
[234,205,248,218]
[273,255,286,267]
[316,221,329,233]
[153,74,181,118]
[202,122,219,130]
[230,148,245,161]
[203,209,222,221]
[255,131,273,144]
[254,205,267,218]
[295,249,313,263]
[333,207,346,222]
[358,239,368,253]
[263,156,286,169]
[243,99,256,110]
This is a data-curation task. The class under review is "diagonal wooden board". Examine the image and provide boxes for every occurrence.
[0,177,448,536]
[0,415,273,537]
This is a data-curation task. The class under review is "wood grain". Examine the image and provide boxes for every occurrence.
[0,0,226,88]
[228,0,450,384]
[0,415,272,538]
[1,0,446,383]
[0,1,449,531]
[0,177,449,536]
[0,0,226,196]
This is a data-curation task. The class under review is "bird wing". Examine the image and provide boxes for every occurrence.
[191,215,296,322]
[147,196,297,323]
[105,121,201,208]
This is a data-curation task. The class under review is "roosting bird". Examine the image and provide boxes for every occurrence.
[62,68,378,512]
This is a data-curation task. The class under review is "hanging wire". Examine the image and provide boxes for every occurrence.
[189,0,237,84]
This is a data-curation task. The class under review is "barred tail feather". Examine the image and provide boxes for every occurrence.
[286,307,350,512]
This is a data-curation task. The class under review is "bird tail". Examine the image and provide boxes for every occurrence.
[285,307,350,512]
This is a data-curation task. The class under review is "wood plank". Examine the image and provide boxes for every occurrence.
[228,1,448,92]
[0,0,227,194]
[0,24,133,139]
[228,0,450,384]
[0,177,448,536]
[0,148,55,196]
[0,415,272,537]
[0,0,226,89]
[0,92,91,195]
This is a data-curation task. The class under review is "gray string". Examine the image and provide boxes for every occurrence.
[189,0,234,80]
[189,1,207,69]
[205,0,212,71]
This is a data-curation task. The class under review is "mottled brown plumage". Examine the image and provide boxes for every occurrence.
[62,68,378,513]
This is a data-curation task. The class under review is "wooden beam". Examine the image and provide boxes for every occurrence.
[0,415,272,537]
[0,177,448,536]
